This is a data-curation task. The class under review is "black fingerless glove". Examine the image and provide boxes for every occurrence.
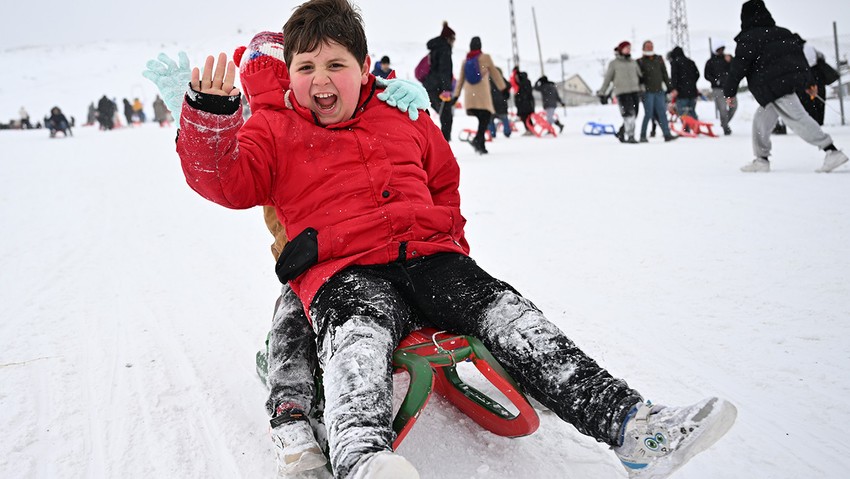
[275,227,318,283]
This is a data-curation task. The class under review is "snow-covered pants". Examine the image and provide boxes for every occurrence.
[310,253,642,478]
[712,88,737,131]
[617,93,640,139]
[752,93,833,158]
[265,284,318,417]
[640,91,672,139]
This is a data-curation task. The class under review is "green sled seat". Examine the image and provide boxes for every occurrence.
[256,327,539,449]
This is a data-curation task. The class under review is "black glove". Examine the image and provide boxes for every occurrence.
[502,88,511,100]
[275,227,318,283]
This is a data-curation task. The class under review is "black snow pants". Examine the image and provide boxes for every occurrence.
[310,252,642,478]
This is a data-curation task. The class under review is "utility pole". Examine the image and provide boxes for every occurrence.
[668,0,690,55]
[509,0,520,70]
[834,21,846,125]
[532,6,545,78]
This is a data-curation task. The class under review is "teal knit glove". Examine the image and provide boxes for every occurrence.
[142,52,191,124]
[376,77,429,121]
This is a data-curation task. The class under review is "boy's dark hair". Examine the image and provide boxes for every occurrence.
[282,0,368,67]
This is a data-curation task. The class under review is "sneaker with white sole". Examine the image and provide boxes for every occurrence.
[740,158,770,172]
[350,451,419,479]
[817,150,848,173]
[269,412,327,476]
[613,397,737,479]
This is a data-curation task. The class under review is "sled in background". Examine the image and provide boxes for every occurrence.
[459,128,492,143]
[526,112,558,138]
[668,114,718,138]
[583,121,617,136]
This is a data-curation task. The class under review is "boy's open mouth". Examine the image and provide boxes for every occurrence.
[314,93,337,111]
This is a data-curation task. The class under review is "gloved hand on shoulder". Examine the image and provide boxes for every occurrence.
[275,227,318,284]
[376,77,429,121]
[142,52,191,124]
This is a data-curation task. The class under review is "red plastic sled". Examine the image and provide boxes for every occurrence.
[525,112,558,138]
[391,328,539,448]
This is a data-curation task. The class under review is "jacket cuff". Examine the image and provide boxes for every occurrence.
[185,86,241,115]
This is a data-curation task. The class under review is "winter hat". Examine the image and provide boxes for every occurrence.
[441,21,456,40]
[470,36,482,51]
[235,31,290,99]
[380,55,390,65]
[741,0,775,30]
[615,41,631,53]
[713,40,726,52]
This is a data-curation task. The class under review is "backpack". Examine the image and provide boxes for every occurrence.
[464,55,483,84]
[414,54,431,82]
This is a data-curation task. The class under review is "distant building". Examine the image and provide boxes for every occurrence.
[557,74,597,106]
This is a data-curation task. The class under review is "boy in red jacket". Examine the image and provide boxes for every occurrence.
[176,1,737,478]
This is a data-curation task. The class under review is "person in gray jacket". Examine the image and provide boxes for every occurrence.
[597,41,642,143]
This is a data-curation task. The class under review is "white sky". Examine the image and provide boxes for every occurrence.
[3,0,849,63]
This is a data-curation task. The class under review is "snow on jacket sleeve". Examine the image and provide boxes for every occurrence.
[176,91,277,210]
[724,39,754,99]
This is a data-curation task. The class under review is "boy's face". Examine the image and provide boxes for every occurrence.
[290,41,370,125]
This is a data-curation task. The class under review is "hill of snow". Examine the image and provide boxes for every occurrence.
[2,36,850,479]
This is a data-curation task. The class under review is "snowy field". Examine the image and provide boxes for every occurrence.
[2,92,850,479]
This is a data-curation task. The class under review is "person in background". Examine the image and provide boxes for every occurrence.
[488,66,511,138]
[372,55,392,79]
[636,40,677,142]
[799,42,828,126]
[724,0,848,173]
[423,21,456,141]
[513,67,536,136]
[597,41,642,144]
[19,107,32,129]
[533,75,565,133]
[453,36,508,154]
[132,98,146,122]
[45,106,71,137]
[668,46,701,121]
[86,102,97,126]
[152,94,172,126]
[122,98,134,126]
[97,95,116,130]
[704,41,737,135]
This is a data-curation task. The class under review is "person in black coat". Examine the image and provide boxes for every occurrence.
[488,67,511,138]
[668,46,701,119]
[533,75,565,132]
[423,22,456,141]
[724,0,847,173]
[46,106,72,137]
[513,68,535,135]
[122,98,134,127]
[704,42,737,134]
[97,95,116,130]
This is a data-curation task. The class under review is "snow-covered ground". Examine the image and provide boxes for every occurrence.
[2,87,849,479]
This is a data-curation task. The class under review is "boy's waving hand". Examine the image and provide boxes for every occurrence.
[192,53,240,96]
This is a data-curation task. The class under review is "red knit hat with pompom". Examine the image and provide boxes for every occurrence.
[234,31,290,101]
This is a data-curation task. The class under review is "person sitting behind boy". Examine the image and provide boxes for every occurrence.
[174,1,737,478]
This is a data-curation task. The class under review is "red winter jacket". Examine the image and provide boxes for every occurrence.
[177,74,469,312]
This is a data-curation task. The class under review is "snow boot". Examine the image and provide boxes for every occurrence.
[350,451,419,479]
[817,149,848,173]
[269,410,327,475]
[740,158,770,173]
[613,397,737,479]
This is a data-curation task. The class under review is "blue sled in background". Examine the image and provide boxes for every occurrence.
[583,122,617,136]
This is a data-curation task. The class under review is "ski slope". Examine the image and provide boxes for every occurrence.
[2,89,849,478]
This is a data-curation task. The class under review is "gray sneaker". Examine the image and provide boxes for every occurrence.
[613,397,737,478]
[740,158,770,172]
[270,418,327,475]
[817,150,848,173]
